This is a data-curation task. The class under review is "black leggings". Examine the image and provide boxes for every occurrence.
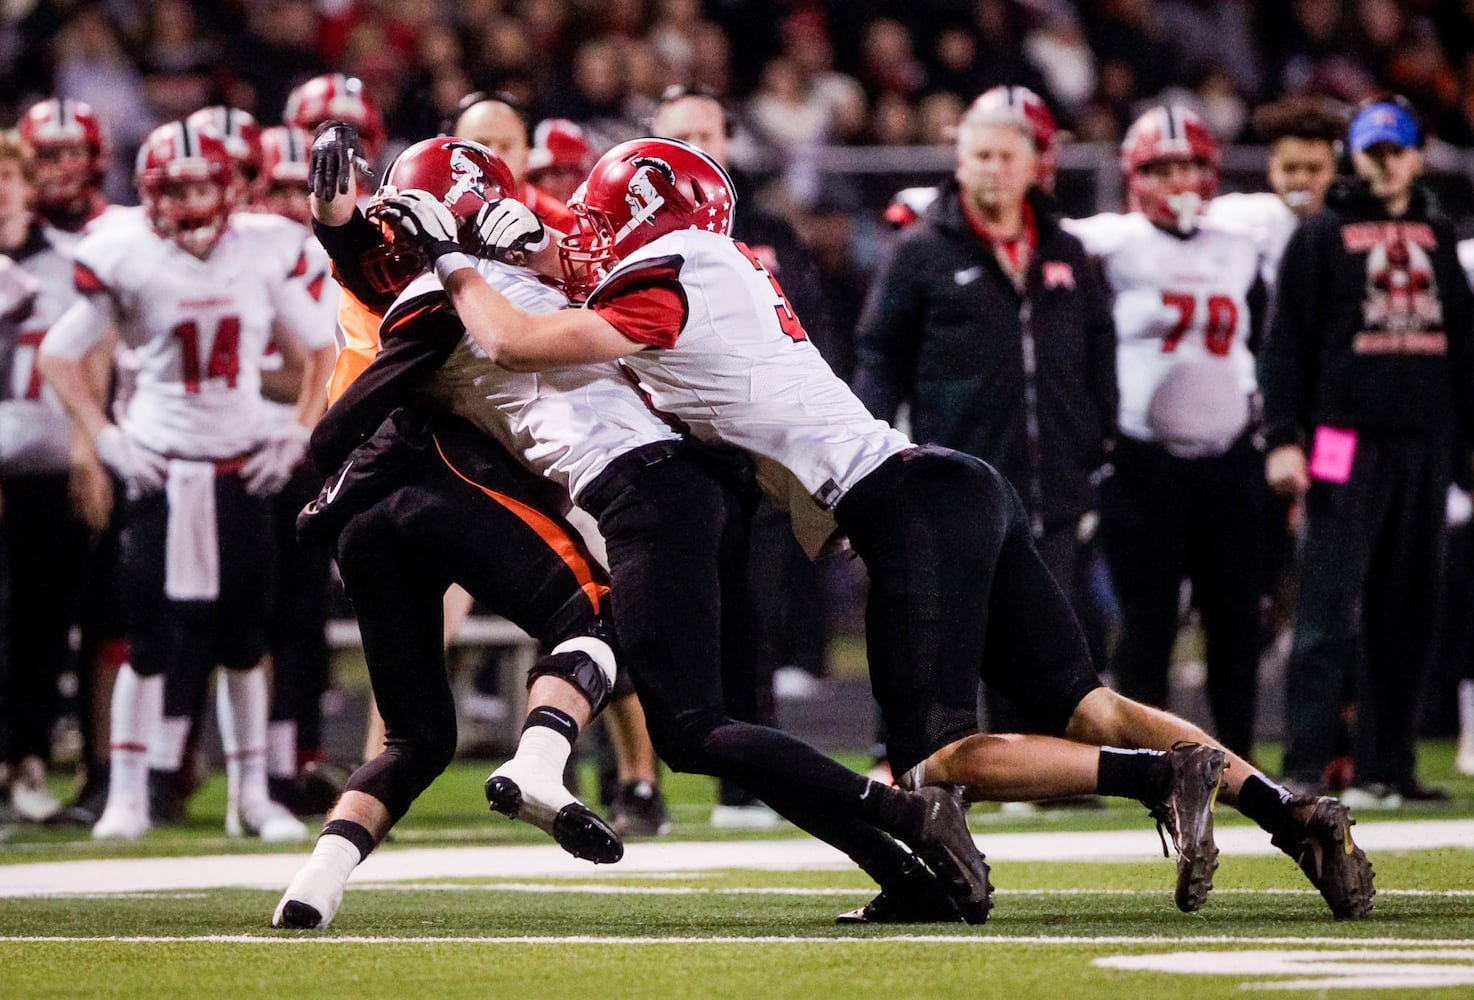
[581,443,920,884]
[837,446,1103,777]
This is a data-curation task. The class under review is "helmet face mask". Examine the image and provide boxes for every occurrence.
[18,98,107,220]
[361,137,518,295]
[1121,106,1220,236]
[135,122,236,258]
[557,137,734,299]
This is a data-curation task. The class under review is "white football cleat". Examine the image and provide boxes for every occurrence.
[92,802,151,841]
[271,861,345,929]
[229,798,309,843]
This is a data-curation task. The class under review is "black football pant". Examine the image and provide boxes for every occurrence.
[835,446,1103,778]
[1283,432,1449,788]
[0,473,92,765]
[1099,434,1264,758]
[580,442,919,883]
[332,414,611,823]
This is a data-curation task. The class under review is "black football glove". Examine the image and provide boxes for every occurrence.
[310,121,372,202]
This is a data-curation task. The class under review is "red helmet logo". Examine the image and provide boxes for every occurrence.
[560,137,734,298]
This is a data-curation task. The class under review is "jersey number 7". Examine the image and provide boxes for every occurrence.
[735,241,808,343]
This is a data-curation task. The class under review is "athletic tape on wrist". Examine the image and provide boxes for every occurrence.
[433,251,477,282]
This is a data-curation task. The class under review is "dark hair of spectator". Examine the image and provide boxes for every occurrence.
[1250,97,1348,146]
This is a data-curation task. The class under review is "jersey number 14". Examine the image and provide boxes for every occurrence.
[172,316,241,392]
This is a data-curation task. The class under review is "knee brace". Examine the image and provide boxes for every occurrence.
[526,635,618,713]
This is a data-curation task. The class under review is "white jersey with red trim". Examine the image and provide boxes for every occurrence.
[72,211,334,459]
[1206,191,1298,296]
[401,259,682,502]
[1064,211,1259,457]
[261,231,340,428]
[591,228,911,553]
[2,223,81,473]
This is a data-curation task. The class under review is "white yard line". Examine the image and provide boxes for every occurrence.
[3,934,1474,946]
[1,819,1469,899]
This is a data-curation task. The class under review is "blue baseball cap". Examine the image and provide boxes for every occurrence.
[1348,101,1421,152]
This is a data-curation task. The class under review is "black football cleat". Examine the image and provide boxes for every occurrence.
[485,770,624,864]
[1271,796,1375,920]
[903,784,993,924]
[1145,743,1227,913]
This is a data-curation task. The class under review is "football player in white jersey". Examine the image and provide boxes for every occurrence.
[1206,97,1344,299]
[0,129,115,821]
[449,136,1374,920]
[1064,106,1267,763]
[38,121,335,843]
[273,137,994,929]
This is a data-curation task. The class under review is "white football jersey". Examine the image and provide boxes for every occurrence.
[72,212,334,459]
[1206,191,1298,296]
[594,229,911,552]
[2,226,77,473]
[403,260,682,502]
[1065,212,1260,456]
[260,232,341,429]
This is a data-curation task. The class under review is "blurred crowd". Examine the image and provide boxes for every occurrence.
[6,0,1474,205]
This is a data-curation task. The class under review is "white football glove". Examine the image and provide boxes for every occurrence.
[474,198,548,263]
[242,422,311,497]
[367,187,460,255]
[93,424,168,496]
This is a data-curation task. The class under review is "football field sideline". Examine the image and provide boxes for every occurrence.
[2,817,1469,898]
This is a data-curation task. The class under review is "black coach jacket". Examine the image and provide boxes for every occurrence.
[853,180,1117,532]
[1261,180,1474,450]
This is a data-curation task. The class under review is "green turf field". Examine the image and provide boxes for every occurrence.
[4,746,1473,998]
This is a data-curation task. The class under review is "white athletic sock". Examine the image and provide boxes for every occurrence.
[268,720,299,780]
[511,725,573,783]
[309,833,363,882]
[218,667,271,811]
[1459,680,1474,739]
[108,665,163,809]
[147,715,192,772]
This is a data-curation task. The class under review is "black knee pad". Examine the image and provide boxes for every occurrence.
[527,650,613,714]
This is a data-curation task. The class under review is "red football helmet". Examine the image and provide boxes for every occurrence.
[1121,105,1220,235]
[17,98,107,221]
[283,73,385,160]
[257,125,313,223]
[135,121,237,257]
[560,137,735,298]
[969,86,1059,191]
[362,137,519,294]
[186,106,263,185]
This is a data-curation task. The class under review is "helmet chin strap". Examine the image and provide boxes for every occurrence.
[1164,191,1202,235]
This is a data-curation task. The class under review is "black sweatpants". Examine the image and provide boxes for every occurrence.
[331,413,612,822]
[0,472,92,764]
[835,446,1102,778]
[1283,431,1450,788]
[1099,433,1265,758]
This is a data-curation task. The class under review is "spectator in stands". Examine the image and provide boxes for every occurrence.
[1262,97,1474,808]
